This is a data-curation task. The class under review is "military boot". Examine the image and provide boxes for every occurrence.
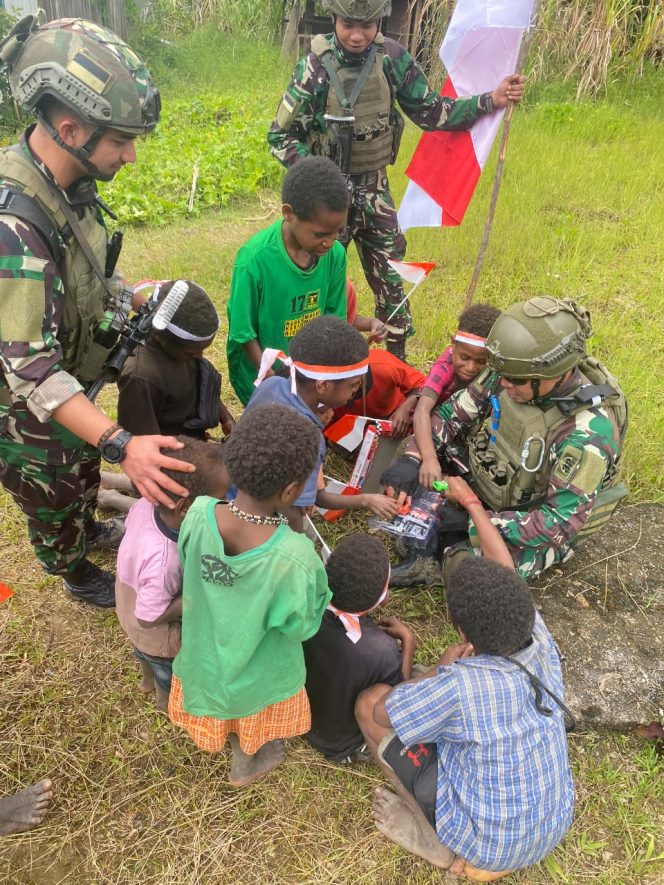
[62,560,115,608]
[85,517,126,551]
[389,552,441,588]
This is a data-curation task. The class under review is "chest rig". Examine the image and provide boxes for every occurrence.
[0,147,111,384]
[468,360,627,536]
[310,33,401,174]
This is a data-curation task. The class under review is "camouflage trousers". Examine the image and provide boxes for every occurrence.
[0,437,100,574]
[344,169,412,344]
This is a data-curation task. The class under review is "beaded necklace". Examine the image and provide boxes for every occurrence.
[227,500,288,526]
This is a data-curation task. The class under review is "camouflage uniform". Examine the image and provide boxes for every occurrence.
[0,133,107,574]
[268,35,489,344]
[433,370,621,581]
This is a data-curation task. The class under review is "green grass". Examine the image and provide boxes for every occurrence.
[1,33,663,885]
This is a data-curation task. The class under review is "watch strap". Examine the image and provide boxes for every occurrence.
[97,423,122,448]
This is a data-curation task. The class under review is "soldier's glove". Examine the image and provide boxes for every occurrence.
[380,455,422,497]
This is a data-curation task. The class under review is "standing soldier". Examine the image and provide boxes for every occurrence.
[0,16,192,608]
[268,0,524,360]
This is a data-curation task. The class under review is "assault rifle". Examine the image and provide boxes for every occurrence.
[324,112,355,245]
[86,280,189,403]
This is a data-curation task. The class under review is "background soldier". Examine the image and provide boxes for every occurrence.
[268,0,524,360]
[0,16,192,607]
[383,297,628,584]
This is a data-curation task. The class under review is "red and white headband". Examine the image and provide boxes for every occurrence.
[327,571,390,644]
[134,279,219,343]
[255,347,369,395]
[452,330,487,348]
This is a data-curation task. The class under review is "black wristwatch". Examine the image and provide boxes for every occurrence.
[99,429,133,464]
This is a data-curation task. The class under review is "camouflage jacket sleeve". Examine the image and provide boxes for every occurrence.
[0,217,83,423]
[384,38,484,131]
[268,53,328,168]
[433,371,495,446]
[469,408,617,567]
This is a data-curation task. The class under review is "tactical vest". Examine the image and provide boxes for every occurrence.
[468,359,628,538]
[310,33,401,174]
[0,147,110,385]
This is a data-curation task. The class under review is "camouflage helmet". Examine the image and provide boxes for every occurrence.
[322,0,392,21]
[486,297,592,380]
[0,14,160,135]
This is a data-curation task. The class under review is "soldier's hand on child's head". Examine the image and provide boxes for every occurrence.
[491,74,526,108]
[438,642,474,666]
[122,435,194,508]
[377,617,413,642]
[442,475,474,505]
[419,457,443,489]
[363,493,400,519]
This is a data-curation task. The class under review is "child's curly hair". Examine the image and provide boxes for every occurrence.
[446,558,535,656]
[160,436,228,503]
[155,280,219,342]
[282,156,350,220]
[223,404,320,500]
[326,534,390,612]
[290,315,368,386]
[457,304,501,338]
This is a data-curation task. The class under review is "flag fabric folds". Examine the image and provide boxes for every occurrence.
[398,0,534,230]
[386,259,436,286]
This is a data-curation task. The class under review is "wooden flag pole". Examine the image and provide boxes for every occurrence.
[464,1,542,309]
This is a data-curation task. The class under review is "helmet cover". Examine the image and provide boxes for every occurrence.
[322,0,392,21]
[486,297,592,379]
[0,15,160,135]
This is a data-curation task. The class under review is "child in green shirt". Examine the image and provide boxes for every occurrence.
[226,156,349,405]
[169,404,331,787]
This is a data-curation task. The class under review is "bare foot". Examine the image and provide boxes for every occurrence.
[138,660,154,694]
[372,786,454,869]
[0,779,53,835]
[97,489,136,515]
[228,734,286,787]
[154,683,170,712]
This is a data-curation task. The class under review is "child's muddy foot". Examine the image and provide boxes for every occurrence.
[372,786,453,869]
[228,735,286,787]
[0,779,53,834]
[138,660,154,694]
[155,683,170,712]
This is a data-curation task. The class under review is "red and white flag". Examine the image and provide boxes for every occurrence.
[387,259,436,286]
[398,0,535,230]
[325,414,370,451]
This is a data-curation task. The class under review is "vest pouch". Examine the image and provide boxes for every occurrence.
[577,481,628,539]
[389,108,404,166]
[76,338,112,386]
[350,127,394,174]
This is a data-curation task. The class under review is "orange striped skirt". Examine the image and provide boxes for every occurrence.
[168,676,311,756]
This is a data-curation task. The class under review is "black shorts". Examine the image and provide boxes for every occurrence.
[379,731,438,829]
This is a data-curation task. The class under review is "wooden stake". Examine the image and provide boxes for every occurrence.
[464,1,542,308]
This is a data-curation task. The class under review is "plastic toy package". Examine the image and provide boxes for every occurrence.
[371,488,444,549]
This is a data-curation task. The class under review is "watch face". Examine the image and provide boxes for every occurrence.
[104,442,122,462]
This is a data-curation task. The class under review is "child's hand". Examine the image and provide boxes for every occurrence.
[442,475,474,505]
[317,405,335,426]
[362,493,400,519]
[377,616,413,644]
[389,402,411,438]
[419,457,442,489]
[438,642,473,666]
[221,416,236,437]
[367,318,388,343]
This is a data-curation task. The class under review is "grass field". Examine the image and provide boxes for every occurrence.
[1,32,663,885]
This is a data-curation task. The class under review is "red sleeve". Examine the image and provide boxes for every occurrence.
[424,347,455,400]
[345,278,357,325]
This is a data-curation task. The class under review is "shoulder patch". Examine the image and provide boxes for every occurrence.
[276,94,302,130]
[553,444,607,494]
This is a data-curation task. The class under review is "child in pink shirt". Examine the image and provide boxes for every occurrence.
[115,437,229,710]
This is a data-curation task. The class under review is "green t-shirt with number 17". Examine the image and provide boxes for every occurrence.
[226,218,347,405]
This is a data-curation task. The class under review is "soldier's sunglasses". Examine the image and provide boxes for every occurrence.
[500,375,531,386]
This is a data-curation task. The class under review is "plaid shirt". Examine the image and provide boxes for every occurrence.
[385,613,574,871]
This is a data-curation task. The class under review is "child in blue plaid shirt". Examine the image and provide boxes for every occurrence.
[356,475,574,881]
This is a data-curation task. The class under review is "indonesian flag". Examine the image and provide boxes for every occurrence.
[0,581,14,603]
[398,0,535,230]
[325,415,392,452]
[387,259,436,285]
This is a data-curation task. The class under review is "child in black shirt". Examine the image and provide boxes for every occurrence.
[303,533,414,763]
